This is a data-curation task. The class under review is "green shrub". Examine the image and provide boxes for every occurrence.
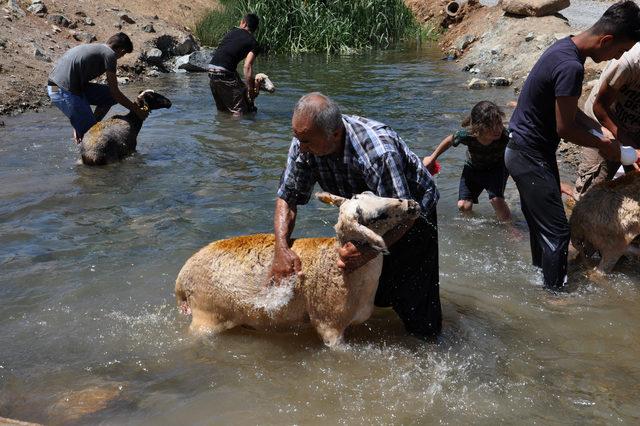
[195,0,430,54]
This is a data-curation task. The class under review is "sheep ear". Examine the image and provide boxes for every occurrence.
[316,192,346,207]
[338,219,389,255]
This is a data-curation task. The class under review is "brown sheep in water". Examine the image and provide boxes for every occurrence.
[570,170,640,273]
[79,90,172,165]
[175,191,420,347]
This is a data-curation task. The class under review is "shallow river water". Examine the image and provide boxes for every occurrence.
[1,45,639,425]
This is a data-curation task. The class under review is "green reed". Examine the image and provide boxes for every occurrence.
[195,0,432,54]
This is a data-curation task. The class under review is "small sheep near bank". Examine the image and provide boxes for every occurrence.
[175,191,420,347]
[79,90,171,165]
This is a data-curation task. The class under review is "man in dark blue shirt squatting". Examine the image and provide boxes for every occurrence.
[506,0,640,290]
[208,13,260,115]
[270,92,442,339]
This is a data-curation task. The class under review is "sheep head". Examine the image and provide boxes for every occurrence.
[255,73,275,93]
[316,191,421,254]
[137,90,172,111]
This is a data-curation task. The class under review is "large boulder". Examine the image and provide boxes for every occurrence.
[73,32,97,43]
[173,34,198,55]
[47,14,71,27]
[141,47,163,64]
[175,48,214,72]
[7,0,26,17]
[27,0,46,16]
[501,0,570,17]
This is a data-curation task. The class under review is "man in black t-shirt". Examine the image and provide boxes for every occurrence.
[208,13,260,115]
[506,1,640,289]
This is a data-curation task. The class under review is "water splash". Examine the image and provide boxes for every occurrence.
[248,276,296,316]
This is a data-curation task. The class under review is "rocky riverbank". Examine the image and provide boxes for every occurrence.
[0,0,217,116]
[404,0,616,170]
[426,0,613,94]
[0,0,615,123]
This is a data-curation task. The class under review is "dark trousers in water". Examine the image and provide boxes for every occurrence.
[374,209,442,338]
[505,146,569,289]
[209,71,253,114]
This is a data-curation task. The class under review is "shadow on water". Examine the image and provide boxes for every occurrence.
[1,45,640,424]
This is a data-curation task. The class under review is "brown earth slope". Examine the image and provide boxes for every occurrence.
[0,0,218,116]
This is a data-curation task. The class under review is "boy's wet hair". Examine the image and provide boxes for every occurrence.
[106,32,133,53]
[244,13,260,33]
[590,0,640,42]
[461,101,505,135]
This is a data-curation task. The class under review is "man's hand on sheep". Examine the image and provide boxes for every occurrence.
[337,242,379,273]
[269,246,303,285]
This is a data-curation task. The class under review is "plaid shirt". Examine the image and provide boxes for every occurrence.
[277,115,439,214]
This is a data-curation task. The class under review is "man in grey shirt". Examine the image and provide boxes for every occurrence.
[47,33,148,143]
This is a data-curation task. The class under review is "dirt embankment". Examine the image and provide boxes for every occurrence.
[0,0,218,116]
[405,0,607,96]
[407,0,617,170]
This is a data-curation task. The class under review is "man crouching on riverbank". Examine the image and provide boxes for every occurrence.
[270,92,442,339]
[505,0,640,290]
[47,33,148,144]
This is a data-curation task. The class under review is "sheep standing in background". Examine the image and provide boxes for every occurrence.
[175,192,420,347]
[79,90,171,165]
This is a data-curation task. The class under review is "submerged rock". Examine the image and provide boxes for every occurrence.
[502,0,570,17]
[47,383,124,424]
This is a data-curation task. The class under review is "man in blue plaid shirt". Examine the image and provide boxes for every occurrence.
[271,92,442,339]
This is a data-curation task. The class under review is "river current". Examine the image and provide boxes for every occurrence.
[1,45,639,424]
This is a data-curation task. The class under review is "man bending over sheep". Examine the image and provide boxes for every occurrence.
[47,33,148,144]
[270,92,442,339]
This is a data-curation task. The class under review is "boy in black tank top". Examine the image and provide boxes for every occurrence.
[208,13,260,115]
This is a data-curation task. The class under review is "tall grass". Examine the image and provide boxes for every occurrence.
[195,0,430,54]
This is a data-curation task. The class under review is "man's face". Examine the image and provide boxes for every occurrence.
[292,114,341,156]
[114,48,127,59]
[594,36,636,62]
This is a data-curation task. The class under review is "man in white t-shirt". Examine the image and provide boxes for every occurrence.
[574,42,640,198]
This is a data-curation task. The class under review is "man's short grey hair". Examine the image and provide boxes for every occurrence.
[293,92,342,138]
